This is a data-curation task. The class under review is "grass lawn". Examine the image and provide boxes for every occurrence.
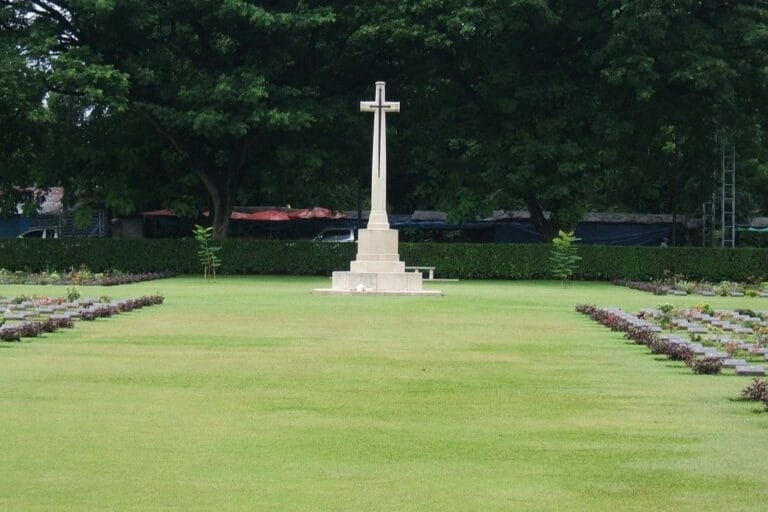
[1,276,768,511]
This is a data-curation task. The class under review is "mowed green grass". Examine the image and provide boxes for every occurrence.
[1,276,768,511]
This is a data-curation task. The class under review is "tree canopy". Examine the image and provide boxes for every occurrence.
[3,0,768,239]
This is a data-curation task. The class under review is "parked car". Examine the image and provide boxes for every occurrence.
[19,227,58,239]
[312,227,355,243]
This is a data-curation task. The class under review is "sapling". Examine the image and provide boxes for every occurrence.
[65,287,80,302]
[549,230,581,287]
[193,225,222,281]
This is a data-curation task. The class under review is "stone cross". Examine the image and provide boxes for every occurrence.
[360,81,399,230]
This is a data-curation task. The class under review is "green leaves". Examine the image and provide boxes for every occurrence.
[550,230,582,286]
[193,225,222,281]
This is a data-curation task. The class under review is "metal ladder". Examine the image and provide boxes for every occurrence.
[720,134,736,248]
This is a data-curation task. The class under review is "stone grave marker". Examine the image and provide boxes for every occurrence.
[735,366,766,376]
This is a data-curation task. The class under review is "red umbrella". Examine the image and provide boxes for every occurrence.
[244,210,291,221]
[203,210,291,221]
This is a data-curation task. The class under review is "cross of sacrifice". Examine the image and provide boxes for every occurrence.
[360,81,400,230]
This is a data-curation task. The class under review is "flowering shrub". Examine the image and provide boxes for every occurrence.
[714,281,742,296]
[0,268,174,286]
[666,344,694,364]
[612,280,668,295]
[613,279,766,297]
[0,326,21,341]
[741,379,768,401]
[626,327,656,347]
[649,338,672,355]
[691,357,723,375]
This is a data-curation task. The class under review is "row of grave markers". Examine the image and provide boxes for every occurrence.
[0,295,164,342]
[584,306,766,376]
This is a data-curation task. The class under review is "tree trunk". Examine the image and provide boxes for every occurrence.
[142,115,235,239]
[197,169,232,240]
[211,200,232,240]
[523,194,557,242]
[671,210,677,246]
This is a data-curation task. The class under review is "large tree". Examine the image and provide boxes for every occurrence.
[6,0,335,237]
[336,0,768,239]
[594,0,768,236]
[5,0,768,242]
[0,3,50,213]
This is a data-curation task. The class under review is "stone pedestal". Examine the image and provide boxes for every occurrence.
[313,228,441,296]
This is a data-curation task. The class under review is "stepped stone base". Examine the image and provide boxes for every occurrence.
[313,227,442,296]
[312,287,443,297]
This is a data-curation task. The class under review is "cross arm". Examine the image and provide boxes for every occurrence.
[360,101,377,112]
[359,101,401,113]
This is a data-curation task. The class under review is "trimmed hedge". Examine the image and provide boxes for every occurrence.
[0,238,765,281]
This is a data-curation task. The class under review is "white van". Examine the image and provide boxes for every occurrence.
[19,227,59,239]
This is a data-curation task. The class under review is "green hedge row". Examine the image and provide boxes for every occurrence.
[0,239,765,281]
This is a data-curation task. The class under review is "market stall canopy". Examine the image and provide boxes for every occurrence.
[288,207,346,219]
[142,209,178,217]
[147,207,342,221]
[243,210,291,221]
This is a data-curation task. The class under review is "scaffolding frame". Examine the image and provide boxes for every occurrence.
[702,132,736,247]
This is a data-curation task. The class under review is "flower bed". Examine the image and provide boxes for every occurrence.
[0,268,174,286]
[612,278,768,297]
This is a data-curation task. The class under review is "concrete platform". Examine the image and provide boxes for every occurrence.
[312,288,443,297]
[317,226,442,296]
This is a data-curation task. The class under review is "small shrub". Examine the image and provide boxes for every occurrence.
[755,326,768,346]
[65,287,80,302]
[666,344,694,364]
[10,294,31,305]
[692,303,714,316]
[657,303,675,314]
[650,338,672,355]
[741,379,768,401]
[691,357,723,375]
[626,327,657,347]
[575,304,597,315]
[724,340,740,355]
[612,280,668,295]
[16,322,42,338]
[0,326,22,341]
